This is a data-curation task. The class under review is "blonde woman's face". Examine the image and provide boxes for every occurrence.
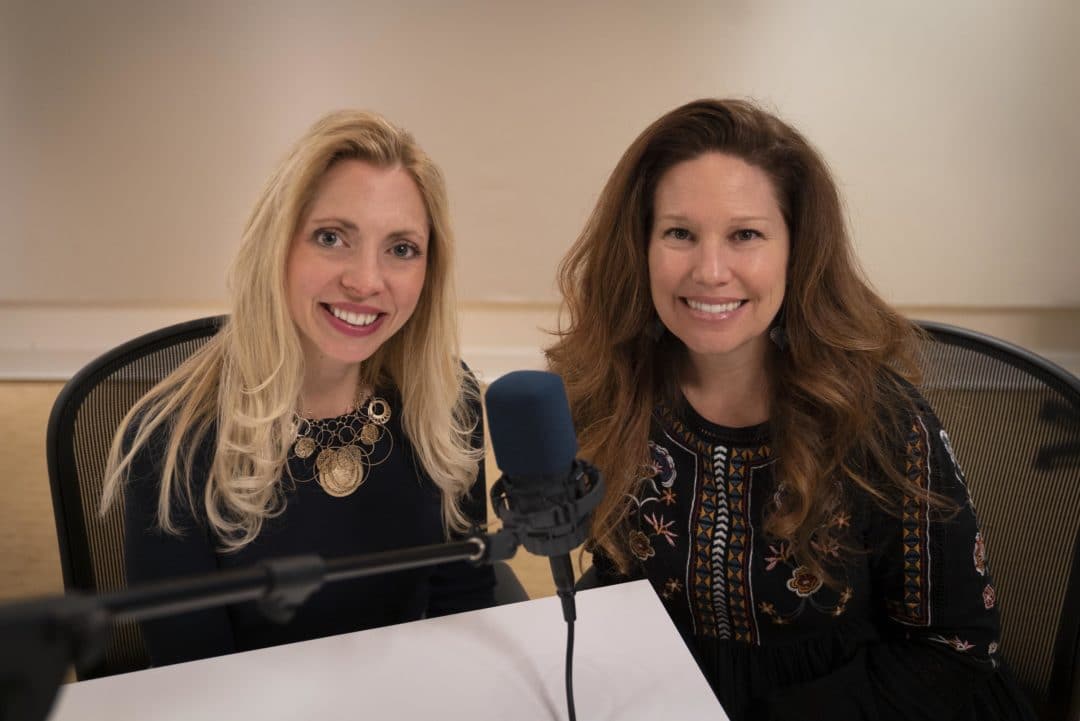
[648,152,789,372]
[286,159,429,373]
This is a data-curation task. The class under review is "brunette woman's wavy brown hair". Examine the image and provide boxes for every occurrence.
[547,98,928,581]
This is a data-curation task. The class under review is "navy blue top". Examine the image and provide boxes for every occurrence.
[123,386,495,667]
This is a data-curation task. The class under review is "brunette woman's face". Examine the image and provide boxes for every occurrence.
[285,160,429,374]
[648,152,789,371]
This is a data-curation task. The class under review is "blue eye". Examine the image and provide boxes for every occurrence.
[391,242,421,259]
[734,229,763,242]
[665,227,692,241]
[314,229,343,247]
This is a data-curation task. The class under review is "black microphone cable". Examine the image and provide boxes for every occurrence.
[490,468,597,721]
[550,555,578,721]
[565,612,577,721]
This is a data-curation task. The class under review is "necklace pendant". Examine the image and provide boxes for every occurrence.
[367,397,391,425]
[360,423,379,446]
[294,436,317,459]
[315,446,364,497]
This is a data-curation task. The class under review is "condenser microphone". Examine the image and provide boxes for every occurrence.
[484,370,604,623]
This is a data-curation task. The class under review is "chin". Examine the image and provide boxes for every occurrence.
[680,333,769,361]
[317,340,383,366]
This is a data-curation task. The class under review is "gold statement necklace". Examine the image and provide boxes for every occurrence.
[290,387,393,497]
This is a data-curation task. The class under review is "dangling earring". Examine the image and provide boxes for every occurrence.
[769,325,788,351]
[769,306,788,351]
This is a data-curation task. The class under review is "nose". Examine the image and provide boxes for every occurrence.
[339,248,386,298]
[691,237,733,286]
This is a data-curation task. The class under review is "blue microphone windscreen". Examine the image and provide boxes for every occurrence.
[485,370,578,476]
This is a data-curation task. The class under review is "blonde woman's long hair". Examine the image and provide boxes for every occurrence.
[101,110,481,550]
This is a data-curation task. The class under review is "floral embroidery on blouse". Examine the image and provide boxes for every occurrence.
[629,530,655,560]
[787,566,824,597]
[649,440,677,487]
[973,531,987,576]
[759,581,853,623]
[644,511,678,546]
[617,396,1012,705]
[661,577,684,600]
[765,542,792,571]
[625,445,682,561]
[929,634,975,652]
[811,535,842,559]
[759,547,853,623]
[625,445,676,559]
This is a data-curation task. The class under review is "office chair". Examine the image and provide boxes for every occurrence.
[46,315,527,679]
[916,321,1080,721]
[46,315,225,678]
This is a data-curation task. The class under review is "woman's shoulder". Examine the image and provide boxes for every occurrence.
[874,367,941,430]
[122,410,218,490]
[119,410,218,536]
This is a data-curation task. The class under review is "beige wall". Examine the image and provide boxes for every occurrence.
[1,1,1078,608]
[1,1,1078,370]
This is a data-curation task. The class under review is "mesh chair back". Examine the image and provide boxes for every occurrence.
[915,321,1080,720]
[46,316,225,678]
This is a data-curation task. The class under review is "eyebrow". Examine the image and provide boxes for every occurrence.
[308,217,426,239]
[309,217,359,232]
[655,213,774,225]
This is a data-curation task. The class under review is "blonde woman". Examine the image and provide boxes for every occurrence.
[102,111,493,666]
[548,99,1035,720]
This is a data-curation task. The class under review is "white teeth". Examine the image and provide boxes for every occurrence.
[686,299,742,314]
[330,306,378,327]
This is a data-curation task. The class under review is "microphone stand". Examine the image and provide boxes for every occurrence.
[0,530,521,721]
[3,452,603,721]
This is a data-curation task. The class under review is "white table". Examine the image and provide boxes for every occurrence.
[49,580,728,720]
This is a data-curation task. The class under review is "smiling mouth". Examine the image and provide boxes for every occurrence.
[684,299,745,314]
[323,304,382,327]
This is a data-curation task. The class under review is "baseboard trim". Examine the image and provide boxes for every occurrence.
[0,305,552,382]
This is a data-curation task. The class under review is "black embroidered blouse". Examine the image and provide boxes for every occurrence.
[593,392,1036,721]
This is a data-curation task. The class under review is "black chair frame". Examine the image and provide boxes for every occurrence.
[918,321,1080,719]
[46,316,227,597]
